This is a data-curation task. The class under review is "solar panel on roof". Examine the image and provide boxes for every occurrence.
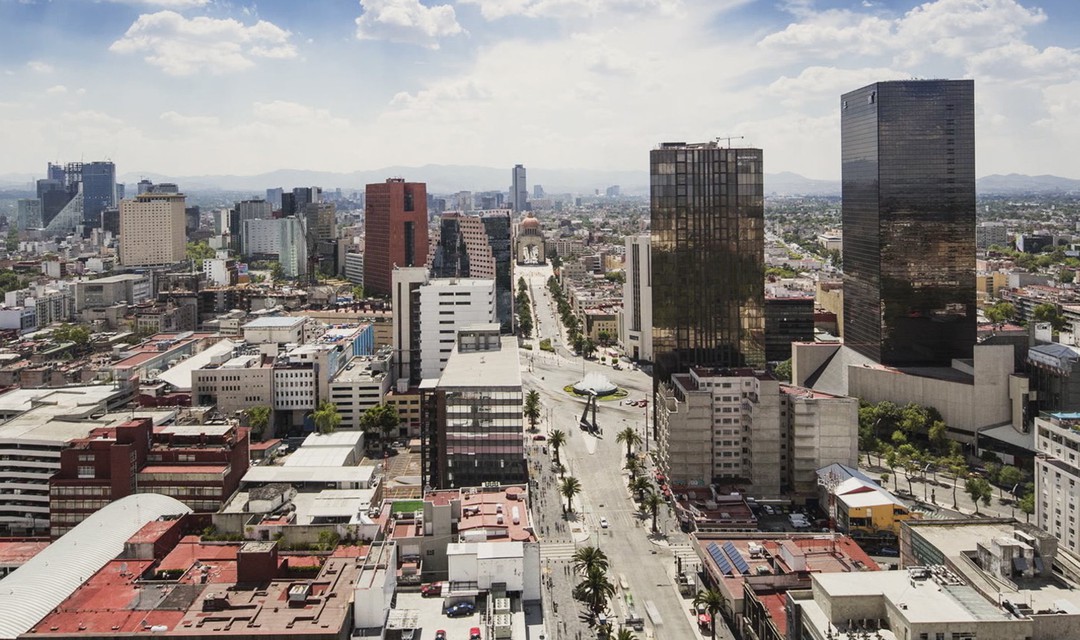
[723,541,751,574]
[707,543,733,575]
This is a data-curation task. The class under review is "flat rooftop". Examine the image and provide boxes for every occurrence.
[242,316,305,329]
[438,336,521,389]
[241,464,375,486]
[28,536,359,638]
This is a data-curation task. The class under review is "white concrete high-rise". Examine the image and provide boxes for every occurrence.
[511,164,527,213]
[621,234,653,362]
[119,192,186,267]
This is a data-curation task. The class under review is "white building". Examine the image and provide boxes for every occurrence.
[621,234,653,362]
[242,216,307,278]
[1035,412,1080,555]
[119,192,186,267]
[0,306,36,333]
[192,353,273,414]
[391,267,497,384]
[328,350,393,430]
[657,368,858,497]
[242,316,308,346]
[344,252,364,286]
[272,363,318,413]
[4,284,73,328]
[202,252,234,287]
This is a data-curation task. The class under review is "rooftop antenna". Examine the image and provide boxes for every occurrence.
[715,135,744,148]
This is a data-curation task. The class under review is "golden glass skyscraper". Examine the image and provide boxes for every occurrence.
[650,141,765,386]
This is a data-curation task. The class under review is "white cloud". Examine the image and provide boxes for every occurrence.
[110,11,297,76]
[108,0,211,7]
[766,66,909,107]
[26,60,53,73]
[160,111,219,127]
[459,0,683,20]
[761,0,1046,65]
[968,42,1080,83]
[45,84,68,95]
[354,0,464,49]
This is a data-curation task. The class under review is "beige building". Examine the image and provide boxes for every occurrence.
[656,368,858,497]
[1035,413,1080,555]
[192,354,273,415]
[119,192,186,267]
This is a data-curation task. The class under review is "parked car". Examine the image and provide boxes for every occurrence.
[469,628,482,640]
[421,582,442,597]
[532,434,547,441]
[446,602,476,617]
[434,632,446,640]
[599,517,609,529]
[879,547,899,557]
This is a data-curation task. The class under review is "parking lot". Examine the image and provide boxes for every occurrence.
[394,592,484,640]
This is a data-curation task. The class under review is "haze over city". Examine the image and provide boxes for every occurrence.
[1,0,1079,180]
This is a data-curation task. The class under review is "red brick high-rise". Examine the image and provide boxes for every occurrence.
[364,178,429,296]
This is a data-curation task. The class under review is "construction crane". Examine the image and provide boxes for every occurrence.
[715,135,744,148]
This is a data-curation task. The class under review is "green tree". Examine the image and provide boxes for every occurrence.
[560,476,582,513]
[945,455,968,509]
[523,390,541,431]
[964,477,993,515]
[1019,492,1035,523]
[572,546,609,576]
[573,565,616,617]
[984,301,1016,327]
[615,426,642,459]
[629,476,651,502]
[270,261,284,281]
[774,358,792,383]
[998,465,1023,499]
[50,323,91,345]
[1032,302,1066,331]
[351,285,365,300]
[359,403,400,448]
[312,401,341,435]
[624,456,641,481]
[5,227,18,252]
[885,450,900,490]
[549,429,567,467]
[186,241,216,262]
[614,629,637,640]
[245,406,271,440]
[928,420,948,454]
[692,588,728,640]
[642,490,663,534]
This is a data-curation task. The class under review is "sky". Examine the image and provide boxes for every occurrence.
[1,0,1079,181]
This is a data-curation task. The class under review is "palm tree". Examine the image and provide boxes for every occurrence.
[312,401,341,435]
[643,490,663,534]
[245,406,271,440]
[615,426,642,459]
[629,476,651,502]
[614,629,637,640]
[560,476,582,513]
[549,429,567,467]
[572,546,609,576]
[573,565,616,617]
[692,588,728,640]
[524,390,541,432]
[624,456,641,481]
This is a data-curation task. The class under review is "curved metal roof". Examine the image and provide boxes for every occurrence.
[0,493,191,639]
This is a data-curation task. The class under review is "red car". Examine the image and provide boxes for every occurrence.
[435,632,446,640]
[469,628,481,640]
[532,434,546,441]
[420,582,442,597]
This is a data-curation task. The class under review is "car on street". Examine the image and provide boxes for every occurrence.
[434,632,446,640]
[446,602,476,617]
[599,517,609,528]
[532,434,546,441]
[421,582,442,597]
[469,628,482,640]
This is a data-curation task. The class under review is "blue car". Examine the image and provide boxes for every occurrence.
[446,602,476,617]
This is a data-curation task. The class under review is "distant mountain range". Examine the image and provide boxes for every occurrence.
[1,166,1077,197]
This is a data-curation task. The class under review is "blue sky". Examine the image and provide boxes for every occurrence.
[1,0,1078,180]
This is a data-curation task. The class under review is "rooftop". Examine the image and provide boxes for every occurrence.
[242,316,306,329]
[437,336,521,389]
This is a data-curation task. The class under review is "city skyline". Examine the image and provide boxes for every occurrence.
[0,0,1077,180]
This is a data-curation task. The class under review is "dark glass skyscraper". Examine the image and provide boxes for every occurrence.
[429,211,514,332]
[651,142,765,386]
[80,161,117,228]
[841,80,976,366]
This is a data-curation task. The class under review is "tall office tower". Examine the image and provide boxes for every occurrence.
[364,178,429,296]
[16,199,42,229]
[266,187,283,211]
[533,184,544,199]
[428,210,514,332]
[119,192,186,266]
[79,161,117,228]
[511,164,527,212]
[622,234,653,362]
[841,80,976,366]
[304,201,337,242]
[281,186,320,216]
[650,142,766,386]
[37,178,70,227]
[137,179,153,195]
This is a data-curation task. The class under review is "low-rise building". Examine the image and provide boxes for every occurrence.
[816,463,918,537]
[328,349,392,430]
[1035,411,1080,555]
